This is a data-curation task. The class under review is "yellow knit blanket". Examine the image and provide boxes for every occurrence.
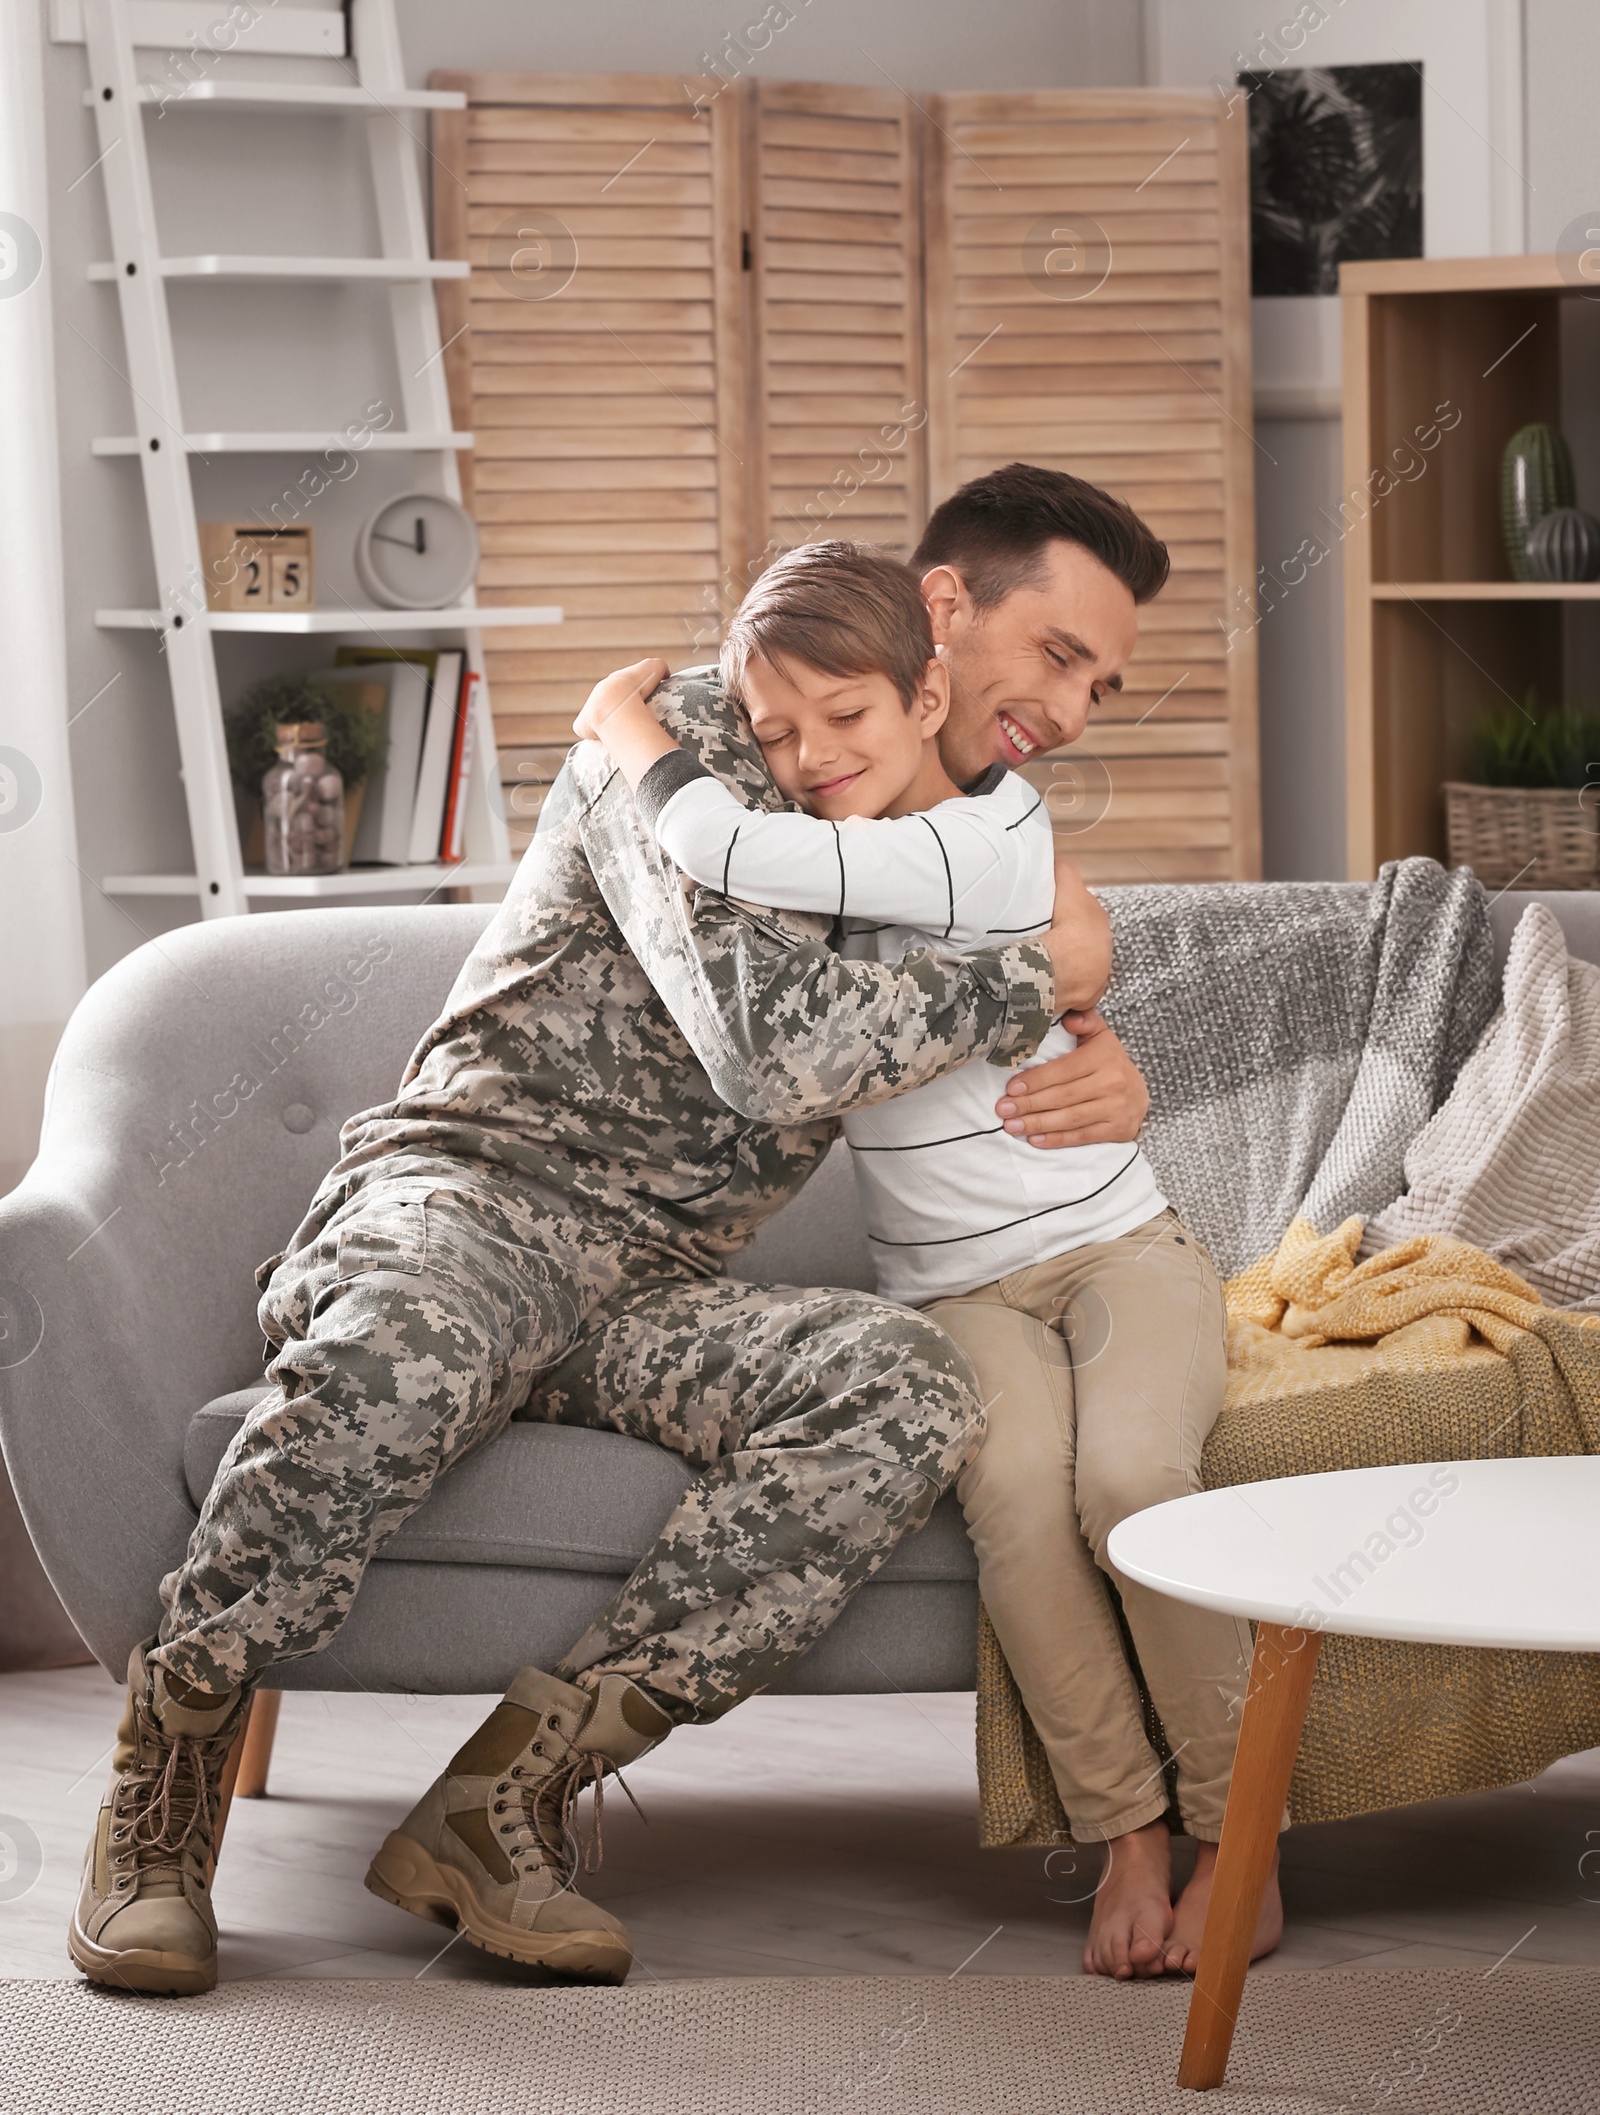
[976,1220,1600,1847]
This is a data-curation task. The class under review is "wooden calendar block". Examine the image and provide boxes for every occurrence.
[269,542,312,607]
[200,523,315,611]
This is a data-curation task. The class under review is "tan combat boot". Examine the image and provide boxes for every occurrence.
[365,1665,669,1983]
[68,1641,249,1996]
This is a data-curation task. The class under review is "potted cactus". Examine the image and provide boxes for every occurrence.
[1500,423,1576,581]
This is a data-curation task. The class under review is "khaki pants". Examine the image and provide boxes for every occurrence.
[928,1209,1253,1842]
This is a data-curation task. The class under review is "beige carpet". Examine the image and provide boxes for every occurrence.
[4,1968,1597,2113]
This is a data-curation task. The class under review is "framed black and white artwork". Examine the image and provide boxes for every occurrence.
[1239,63,1423,296]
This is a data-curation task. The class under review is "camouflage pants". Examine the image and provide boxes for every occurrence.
[155,1173,983,1720]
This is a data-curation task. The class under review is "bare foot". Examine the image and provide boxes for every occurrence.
[1082,1821,1175,1979]
[1162,1842,1283,1976]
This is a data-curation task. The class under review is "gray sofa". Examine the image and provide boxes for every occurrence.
[2,888,1596,1700]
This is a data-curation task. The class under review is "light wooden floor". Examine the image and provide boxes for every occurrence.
[3,1667,1598,1986]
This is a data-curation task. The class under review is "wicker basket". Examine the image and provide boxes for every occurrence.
[1443,780,1600,889]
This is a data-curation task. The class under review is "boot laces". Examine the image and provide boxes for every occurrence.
[123,1711,229,1863]
[523,1750,646,1882]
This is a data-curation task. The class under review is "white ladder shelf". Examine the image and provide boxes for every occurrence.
[71,0,560,916]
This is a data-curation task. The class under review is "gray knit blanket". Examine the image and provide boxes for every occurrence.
[1100,859,1496,1278]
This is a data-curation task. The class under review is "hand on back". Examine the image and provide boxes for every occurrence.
[1007,859,1150,1148]
[573,658,671,744]
[997,1010,1151,1149]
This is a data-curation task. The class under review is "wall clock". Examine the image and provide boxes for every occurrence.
[354,491,481,610]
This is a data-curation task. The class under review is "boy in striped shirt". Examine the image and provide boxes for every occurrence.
[576,539,1266,1981]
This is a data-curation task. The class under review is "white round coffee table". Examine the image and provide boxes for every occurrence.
[1107,1458,1600,2091]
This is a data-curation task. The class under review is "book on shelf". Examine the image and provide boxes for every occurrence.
[407,649,464,863]
[439,668,479,865]
[329,652,429,866]
[331,645,467,867]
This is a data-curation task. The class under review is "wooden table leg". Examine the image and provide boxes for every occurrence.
[211,1694,254,1864]
[235,1687,281,1799]
[1178,1620,1323,2091]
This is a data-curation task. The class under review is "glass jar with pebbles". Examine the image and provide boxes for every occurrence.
[263,722,345,877]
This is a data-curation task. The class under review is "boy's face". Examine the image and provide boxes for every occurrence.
[739,654,948,821]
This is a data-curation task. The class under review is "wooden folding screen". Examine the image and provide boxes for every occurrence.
[923,91,1259,882]
[433,78,1259,879]
[431,71,748,770]
[741,81,926,565]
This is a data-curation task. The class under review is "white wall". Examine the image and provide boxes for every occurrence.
[1147,0,1528,879]
[1524,0,1600,252]
[1,1,87,1197]
[1252,413,1349,880]
[392,0,1142,96]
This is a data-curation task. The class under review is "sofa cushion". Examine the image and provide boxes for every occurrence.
[184,1390,978,1584]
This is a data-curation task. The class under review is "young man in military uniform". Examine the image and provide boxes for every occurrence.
[71,464,1158,1996]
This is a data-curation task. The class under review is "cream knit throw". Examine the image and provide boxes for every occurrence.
[976,1220,1600,1847]
[1368,904,1600,1310]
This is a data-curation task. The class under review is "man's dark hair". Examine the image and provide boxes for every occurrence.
[911,462,1169,610]
[721,540,934,709]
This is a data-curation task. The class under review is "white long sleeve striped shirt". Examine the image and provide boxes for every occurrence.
[638,752,1165,1302]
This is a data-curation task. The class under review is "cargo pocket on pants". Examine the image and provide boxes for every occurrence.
[335,1196,428,1280]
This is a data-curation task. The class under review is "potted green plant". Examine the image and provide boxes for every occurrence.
[1444,688,1600,888]
[225,672,389,869]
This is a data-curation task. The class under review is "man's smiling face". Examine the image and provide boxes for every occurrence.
[924,538,1141,786]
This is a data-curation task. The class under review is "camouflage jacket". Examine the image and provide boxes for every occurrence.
[296,669,1057,1275]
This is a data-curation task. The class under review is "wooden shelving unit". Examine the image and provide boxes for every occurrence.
[1342,253,1599,879]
